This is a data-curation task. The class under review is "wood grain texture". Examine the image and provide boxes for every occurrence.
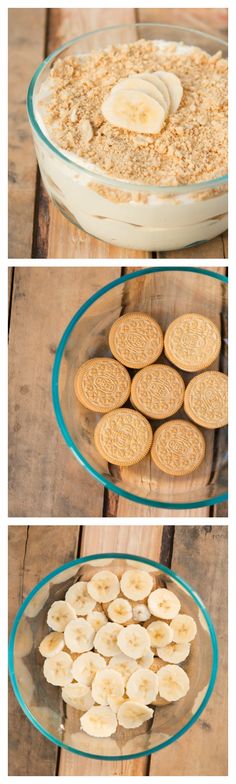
[8,9,47,258]
[58,524,163,776]
[8,525,80,776]
[149,525,228,776]
[8,267,118,517]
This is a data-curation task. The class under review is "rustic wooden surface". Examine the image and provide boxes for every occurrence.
[8,266,228,519]
[8,7,228,259]
[8,524,228,776]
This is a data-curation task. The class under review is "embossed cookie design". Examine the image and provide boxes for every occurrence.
[164,313,221,372]
[131,364,185,419]
[151,419,205,476]
[109,312,163,369]
[184,371,228,429]
[94,407,153,466]
[74,358,131,413]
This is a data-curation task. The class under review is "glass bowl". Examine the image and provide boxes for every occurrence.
[9,553,218,761]
[52,267,228,510]
[27,23,228,252]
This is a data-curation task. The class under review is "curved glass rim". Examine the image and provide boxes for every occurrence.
[52,266,228,510]
[27,22,228,195]
[9,551,218,762]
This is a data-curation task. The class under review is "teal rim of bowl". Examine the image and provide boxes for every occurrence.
[27,22,228,194]
[52,266,228,510]
[9,552,219,762]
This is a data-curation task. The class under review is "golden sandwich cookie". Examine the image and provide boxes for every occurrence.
[74,358,131,413]
[151,419,206,476]
[109,312,163,369]
[164,313,221,372]
[94,407,153,466]
[184,370,228,429]
[131,364,185,419]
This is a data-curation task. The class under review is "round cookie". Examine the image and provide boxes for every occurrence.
[151,419,205,476]
[184,371,228,429]
[164,313,221,372]
[74,358,131,413]
[131,364,185,419]
[109,312,163,369]
[94,407,153,466]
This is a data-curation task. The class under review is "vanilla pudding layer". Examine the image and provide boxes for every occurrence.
[33,40,228,251]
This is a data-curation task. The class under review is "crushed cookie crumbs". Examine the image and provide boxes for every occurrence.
[43,39,228,186]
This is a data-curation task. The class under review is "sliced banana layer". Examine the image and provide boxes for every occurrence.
[94,622,123,656]
[64,618,95,654]
[72,651,106,686]
[121,570,153,601]
[101,70,183,134]
[118,623,150,659]
[65,582,96,616]
[62,682,94,711]
[39,631,65,658]
[43,651,73,687]
[108,653,139,684]
[47,600,76,632]
[170,613,197,643]
[126,667,159,705]
[148,588,181,620]
[86,610,108,632]
[107,597,132,624]
[132,603,151,623]
[92,667,124,706]
[87,571,120,603]
[147,620,174,648]
[117,700,153,729]
[81,705,117,737]
[108,694,128,713]
[138,649,154,668]
[158,664,190,702]
[157,641,190,664]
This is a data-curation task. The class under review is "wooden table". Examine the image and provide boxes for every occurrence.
[8,523,227,776]
[8,266,228,519]
[8,7,228,259]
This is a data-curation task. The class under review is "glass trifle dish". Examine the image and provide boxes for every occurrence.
[27,24,228,252]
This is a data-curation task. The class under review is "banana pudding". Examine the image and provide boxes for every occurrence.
[39,569,197,737]
[31,34,228,251]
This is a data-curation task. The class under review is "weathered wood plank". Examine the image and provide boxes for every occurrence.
[8,525,80,776]
[149,525,228,776]
[8,9,47,258]
[8,267,118,517]
[58,524,164,776]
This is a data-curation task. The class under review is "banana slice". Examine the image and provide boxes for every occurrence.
[107,598,132,624]
[108,653,139,684]
[157,641,190,664]
[117,700,153,729]
[108,694,128,713]
[92,667,124,706]
[156,71,183,113]
[64,618,95,653]
[158,664,190,702]
[139,72,170,112]
[170,613,197,643]
[138,649,154,668]
[117,624,150,659]
[39,631,65,658]
[148,588,181,619]
[43,651,73,686]
[147,620,174,648]
[62,682,94,711]
[86,610,108,632]
[72,651,106,686]
[81,705,117,737]
[101,88,166,135]
[121,570,153,601]
[133,603,151,623]
[114,76,168,114]
[126,667,159,704]
[65,582,96,616]
[87,571,120,603]
[94,622,123,656]
[47,600,76,632]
